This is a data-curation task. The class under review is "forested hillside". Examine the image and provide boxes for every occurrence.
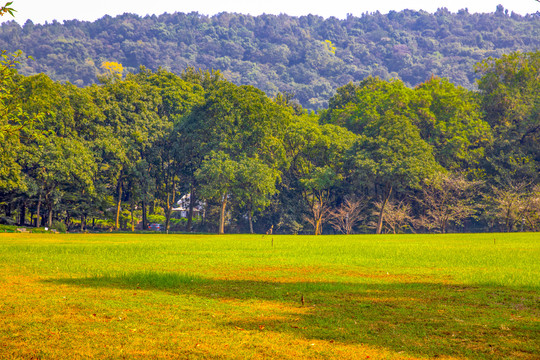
[0,6,539,109]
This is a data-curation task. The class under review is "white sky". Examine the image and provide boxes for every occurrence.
[1,0,539,24]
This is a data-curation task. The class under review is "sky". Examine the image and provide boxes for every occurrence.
[1,0,539,25]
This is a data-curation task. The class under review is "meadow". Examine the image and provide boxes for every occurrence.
[0,232,538,359]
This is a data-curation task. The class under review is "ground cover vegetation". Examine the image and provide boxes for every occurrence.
[0,46,539,234]
[0,6,539,110]
[0,233,538,359]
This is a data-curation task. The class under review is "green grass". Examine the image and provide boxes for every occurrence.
[0,233,538,359]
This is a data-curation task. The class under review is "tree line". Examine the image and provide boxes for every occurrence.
[0,6,539,110]
[0,51,539,234]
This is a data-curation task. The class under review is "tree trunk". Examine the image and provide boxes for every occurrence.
[35,192,42,227]
[376,186,393,235]
[219,194,227,234]
[142,200,147,230]
[115,178,123,230]
[47,203,53,228]
[165,204,172,233]
[187,186,195,232]
[80,214,85,232]
[165,179,176,233]
[30,209,35,228]
[315,217,322,235]
[201,207,206,228]
[130,192,135,232]
[19,202,26,226]
[442,219,447,234]
[65,211,71,231]
[248,211,254,234]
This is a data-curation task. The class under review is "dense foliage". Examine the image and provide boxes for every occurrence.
[1,49,538,234]
[0,7,539,109]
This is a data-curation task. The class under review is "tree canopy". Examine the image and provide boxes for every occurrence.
[0,49,539,234]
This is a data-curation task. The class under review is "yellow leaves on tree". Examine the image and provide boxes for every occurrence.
[324,40,336,55]
[101,61,124,78]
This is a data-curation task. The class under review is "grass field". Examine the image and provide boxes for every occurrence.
[0,233,538,359]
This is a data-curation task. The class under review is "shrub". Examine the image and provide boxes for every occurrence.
[51,221,66,233]
[147,214,166,224]
[95,219,115,229]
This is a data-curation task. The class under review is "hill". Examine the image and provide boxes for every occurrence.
[0,6,539,109]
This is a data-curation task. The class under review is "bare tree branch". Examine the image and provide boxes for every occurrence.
[417,172,482,233]
[329,196,367,234]
[371,199,414,234]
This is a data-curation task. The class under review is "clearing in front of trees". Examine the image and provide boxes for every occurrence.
[0,233,538,359]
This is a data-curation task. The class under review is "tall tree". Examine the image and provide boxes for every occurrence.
[284,114,356,235]
[16,75,97,228]
[347,113,439,234]
[195,151,238,234]
[477,51,540,184]
[0,2,21,192]
[131,67,205,231]
[96,71,163,229]
[414,76,492,172]
[234,156,279,234]
[0,51,27,193]
[332,78,440,234]
[324,77,490,233]
[179,80,292,233]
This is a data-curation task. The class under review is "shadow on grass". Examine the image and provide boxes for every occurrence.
[48,272,539,359]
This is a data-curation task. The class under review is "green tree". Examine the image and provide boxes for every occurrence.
[0,34,39,194]
[414,76,492,172]
[284,114,356,235]
[234,156,278,234]
[179,80,292,233]
[332,78,440,234]
[324,77,491,175]
[348,112,439,233]
[131,67,205,231]
[477,51,540,184]
[195,151,238,234]
[0,4,31,198]
[0,52,27,193]
[16,75,97,228]
[96,72,163,229]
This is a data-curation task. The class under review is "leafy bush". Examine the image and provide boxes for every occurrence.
[51,221,66,233]
[170,218,187,225]
[95,219,115,229]
[147,214,166,224]
[0,224,17,232]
